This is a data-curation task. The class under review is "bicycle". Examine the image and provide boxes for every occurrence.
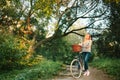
[70,44,84,79]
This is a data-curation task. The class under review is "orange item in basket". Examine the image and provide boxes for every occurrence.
[72,44,82,52]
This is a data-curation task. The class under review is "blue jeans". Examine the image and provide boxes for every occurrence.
[82,52,91,71]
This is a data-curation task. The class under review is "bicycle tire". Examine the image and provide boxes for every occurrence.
[70,59,82,78]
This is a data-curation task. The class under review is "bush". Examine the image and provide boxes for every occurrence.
[0,33,27,70]
[0,60,62,80]
[90,58,120,80]
[36,38,74,64]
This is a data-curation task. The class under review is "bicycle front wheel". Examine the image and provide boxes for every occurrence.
[70,59,82,78]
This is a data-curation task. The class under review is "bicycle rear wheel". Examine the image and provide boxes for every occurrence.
[70,59,82,78]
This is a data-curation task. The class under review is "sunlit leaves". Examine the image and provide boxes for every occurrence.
[34,0,56,17]
[104,0,120,3]
[0,0,6,7]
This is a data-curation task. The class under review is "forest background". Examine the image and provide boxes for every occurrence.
[0,0,120,80]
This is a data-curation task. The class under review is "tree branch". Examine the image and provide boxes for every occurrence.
[63,18,107,37]
[81,1,98,17]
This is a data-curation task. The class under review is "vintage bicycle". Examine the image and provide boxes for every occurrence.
[70,44,84,79]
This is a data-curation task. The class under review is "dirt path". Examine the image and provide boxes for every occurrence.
[53,66,114,80]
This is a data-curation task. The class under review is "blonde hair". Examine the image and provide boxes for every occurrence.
[84,33,91,41]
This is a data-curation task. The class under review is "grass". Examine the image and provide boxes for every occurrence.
[90,57,120,80]
[0,60,62,80]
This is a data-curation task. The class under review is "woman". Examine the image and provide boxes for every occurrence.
[79,33,92,76]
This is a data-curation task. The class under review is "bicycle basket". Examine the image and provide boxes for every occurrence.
[72,44,82,52]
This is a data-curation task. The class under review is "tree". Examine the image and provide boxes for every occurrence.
[0,0,56,59]
[0,0,109,60]
[96,2,120,58]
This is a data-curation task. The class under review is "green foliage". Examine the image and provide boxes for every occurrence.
[0,0,21,27]
[0,60,62,80]
[104,0,120,3]
[91,58,120,80]
[0,33,27,70]
[36,37,74,64]
[35,60,62,79]
[0,0,6,7]
[34,0,56,17]
[96,2,120,58]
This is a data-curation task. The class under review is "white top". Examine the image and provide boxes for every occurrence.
[80,40,92,52]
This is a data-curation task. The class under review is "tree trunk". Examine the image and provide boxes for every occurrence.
[25,45,34,60]
[24,35,36,60]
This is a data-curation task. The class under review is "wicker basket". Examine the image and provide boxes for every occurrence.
[72,44,82,52]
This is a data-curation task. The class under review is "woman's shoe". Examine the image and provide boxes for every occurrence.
[86,70,90,76]
[83,71,87,76]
